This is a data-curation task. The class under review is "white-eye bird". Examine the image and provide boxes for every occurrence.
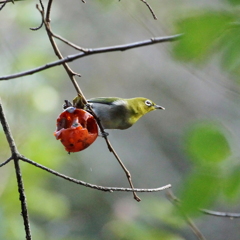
[87,97,165,130]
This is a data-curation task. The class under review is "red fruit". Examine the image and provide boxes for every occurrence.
[54,107,98,152]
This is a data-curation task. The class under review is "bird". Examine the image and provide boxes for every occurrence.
[86,97,165,130]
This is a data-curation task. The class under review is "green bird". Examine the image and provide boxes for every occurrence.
[86,97,165,130]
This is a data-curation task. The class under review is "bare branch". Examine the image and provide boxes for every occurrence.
[140,0,157,20]
[0,100,32,239]
[0,34,181,81]
[0,1,7,10]
[0,99,19,155]
[0,157,12,167]
[19,155,171,193]
[201,209,240,219]
[0,0,13,11]
[30,1,44,31]
[52,32,85,51]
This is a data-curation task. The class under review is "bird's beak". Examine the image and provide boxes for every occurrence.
[155,105,165,110]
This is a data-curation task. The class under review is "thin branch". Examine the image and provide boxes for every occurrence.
[0,100,32,240]
[30,1,44,31]
[105,137,141,201]
[0,0,14,10]
[0,157,13,167]
[45,0,53,23]
[0,34,181,81]
[140,0,157,20]
[0,99,19,155]
[201,209,240,219]
[52,32,85,51]
[19,155,171,193]
[0,156,12,167]
[166,190,207,240]
[13,157,32,240]
[0,1,7,10]
[43,1,83,93]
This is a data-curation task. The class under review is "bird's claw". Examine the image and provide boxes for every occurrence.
[99,131,109,138]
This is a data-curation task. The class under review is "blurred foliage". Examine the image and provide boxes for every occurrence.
[185,122,231,165]
[173,4,240,79]
[102,220,185,240]
[225,0,240,5]
[173,11,235,63]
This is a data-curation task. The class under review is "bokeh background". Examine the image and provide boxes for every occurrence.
[1,0,240,239]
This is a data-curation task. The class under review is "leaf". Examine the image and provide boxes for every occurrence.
[222,165,240,200]
[173,11,235,62]
[185,122,231,165]
[220,25,240,76]
[179,169,219,215]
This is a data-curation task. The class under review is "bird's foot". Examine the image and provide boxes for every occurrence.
[99,131,109,138]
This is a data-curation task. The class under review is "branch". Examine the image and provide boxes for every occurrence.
[0,157,12,167]
[140,0,157,20]
[201,209,240,219]
[0,99,32,240]
[0,34,181,81]
[19,155,171,193]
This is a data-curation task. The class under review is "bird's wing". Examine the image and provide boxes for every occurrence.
[87,97,121,105]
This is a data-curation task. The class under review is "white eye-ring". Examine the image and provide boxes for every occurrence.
[145,100,152,107]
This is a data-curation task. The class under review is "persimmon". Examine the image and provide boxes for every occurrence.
[54,107,98,152]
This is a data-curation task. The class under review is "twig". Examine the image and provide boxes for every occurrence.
[30,1,44,31]
[0,157,12,167]
[0,1,7,10]
[0,100,32,240]
[140,0,157,20]
[0,34,181,81]
[166,190,207,240]
[51,32,85,51]
[201,209,240,219]
[19,155,171,193]
[105,137,141,201]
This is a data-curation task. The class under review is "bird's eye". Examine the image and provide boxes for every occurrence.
[145,100,152,107]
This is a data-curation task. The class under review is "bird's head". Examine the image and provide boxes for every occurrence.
[128,97,165,115]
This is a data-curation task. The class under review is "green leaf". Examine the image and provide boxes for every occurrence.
[225,0,240,5]
[185,122,231,165]
[223,165,240,200]
[173,11,235,62]
[179,169,219,215]
[220,25,240,76]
